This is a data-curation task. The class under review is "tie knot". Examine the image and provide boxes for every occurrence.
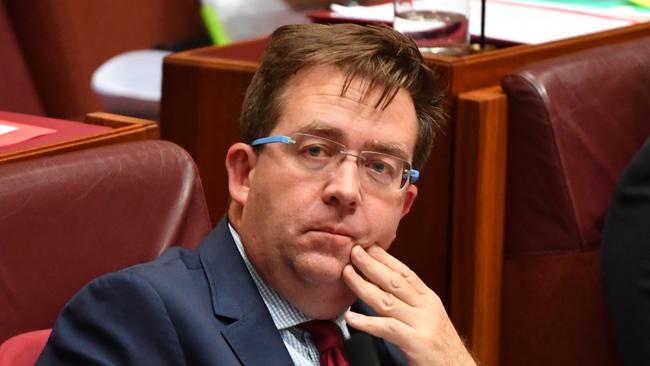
[301,320,345,354]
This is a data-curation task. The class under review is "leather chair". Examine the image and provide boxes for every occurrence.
[1,0,204,119]
[0,0,42,115]
[0,140,212,345]
[0,330,51,366]
[498,35,650,365]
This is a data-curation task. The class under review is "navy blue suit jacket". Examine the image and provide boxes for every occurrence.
[36,217,405,365]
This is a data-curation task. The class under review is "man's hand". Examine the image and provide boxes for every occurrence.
[342,245,477,366]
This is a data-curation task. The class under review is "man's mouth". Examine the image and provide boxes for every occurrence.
[309,227,355,239]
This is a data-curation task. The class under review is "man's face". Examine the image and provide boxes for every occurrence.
[231,65,419,318]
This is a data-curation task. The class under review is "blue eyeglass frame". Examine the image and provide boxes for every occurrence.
[250,135,420,184]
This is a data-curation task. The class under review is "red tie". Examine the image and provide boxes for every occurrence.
[301,320,350,366]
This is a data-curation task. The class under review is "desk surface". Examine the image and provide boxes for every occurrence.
[0,112,111,155]
[0,112,158,164]
[319,0,650,45]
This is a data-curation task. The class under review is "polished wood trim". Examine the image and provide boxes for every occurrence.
[165,55,259,73]
[451,87,508,366]
[85,112,158,137]
[0,112,158,164]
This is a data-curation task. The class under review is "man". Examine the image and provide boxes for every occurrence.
[602,137,650,366]
[37,24,475,365]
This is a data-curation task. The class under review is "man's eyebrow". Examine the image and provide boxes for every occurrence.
[294,120,411,161]
[362,141,410,161]
[294,121,345,141]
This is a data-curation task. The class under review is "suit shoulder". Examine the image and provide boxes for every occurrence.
[79,246,206,307]
[119,246,201,281]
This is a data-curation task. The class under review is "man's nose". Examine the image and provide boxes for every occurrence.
[321,156,362,209]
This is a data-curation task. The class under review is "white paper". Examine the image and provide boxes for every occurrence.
[330,3,394,21]
[329,0,650,44]
[0,124,18,136]
[470,0,640,44]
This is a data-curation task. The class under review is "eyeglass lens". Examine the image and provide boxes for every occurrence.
[287,134,411,190]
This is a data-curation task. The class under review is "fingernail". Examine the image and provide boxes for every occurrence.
[352,245,363,257]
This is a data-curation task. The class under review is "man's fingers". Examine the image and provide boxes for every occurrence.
[345,247,476,366]
[349,246,424,305]
[366,245,430,296]
[349,246,420,306]
[344,310,412,352]
[342,264,412,318]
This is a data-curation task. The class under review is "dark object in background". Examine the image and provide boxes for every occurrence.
[155,33,213,52]
[602,137,650,366]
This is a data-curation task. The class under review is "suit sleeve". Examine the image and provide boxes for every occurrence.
[602,137,650,366]
[36,271,187,366]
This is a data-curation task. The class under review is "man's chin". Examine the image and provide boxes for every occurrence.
[294,254,348,285]
[298,284,357,320]
[287,257,358,318]
[298,266,346,287]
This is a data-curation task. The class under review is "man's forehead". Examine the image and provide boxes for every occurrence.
[275,66,418,159]
[284,65,394,106]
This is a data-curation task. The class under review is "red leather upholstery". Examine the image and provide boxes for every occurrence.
[0,330,51,366]
[0,1,43,115]
[0,140,212,344]
[2,0,204,119]
[499,36,650,365]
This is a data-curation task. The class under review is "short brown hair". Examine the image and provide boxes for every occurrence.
[239,23,444,170]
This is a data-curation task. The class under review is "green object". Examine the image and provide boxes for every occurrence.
[200,3,230,45]
[629,0,650,8]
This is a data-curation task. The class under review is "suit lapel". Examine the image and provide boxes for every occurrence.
[198,216,294,366]
[221,309,295,366]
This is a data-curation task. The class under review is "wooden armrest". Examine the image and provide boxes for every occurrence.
[450,86,508,366]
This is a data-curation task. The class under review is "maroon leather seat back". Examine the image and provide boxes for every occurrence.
[500,36,650,365]
[4,0,203,119]
[0,140,212,344]
[0,1,43,115]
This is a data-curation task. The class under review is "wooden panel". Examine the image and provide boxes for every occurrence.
[160,58,257,229]
[451,87,508,366]
[394,120,452,300]
[0,112,158,164]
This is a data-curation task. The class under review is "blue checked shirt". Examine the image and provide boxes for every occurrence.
[229,224,350,366]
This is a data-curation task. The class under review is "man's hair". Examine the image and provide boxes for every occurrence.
[239,23,444,170]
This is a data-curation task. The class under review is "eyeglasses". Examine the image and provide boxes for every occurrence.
[251,133,419,191]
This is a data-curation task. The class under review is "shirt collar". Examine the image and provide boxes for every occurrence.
[228,223,349,337]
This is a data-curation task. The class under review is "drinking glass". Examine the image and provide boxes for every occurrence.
[393,0,471,55]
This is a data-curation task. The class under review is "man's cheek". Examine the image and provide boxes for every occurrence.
[377,228,398,250]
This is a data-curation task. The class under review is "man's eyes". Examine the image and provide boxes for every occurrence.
[300,144,333,158]
[364,159,396,177]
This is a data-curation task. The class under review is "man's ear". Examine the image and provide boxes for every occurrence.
[225,143,257,206]
[401,184,418,218]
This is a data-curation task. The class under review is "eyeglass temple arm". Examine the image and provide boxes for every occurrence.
[250,135,293,146]
[409,169,420,183]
